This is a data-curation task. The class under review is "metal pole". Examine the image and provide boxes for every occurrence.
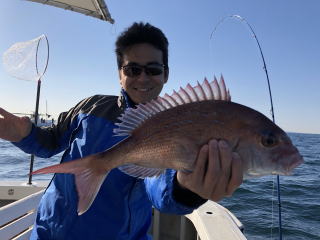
[153,209,160,240]
[180,216,187,240]
[28,79,41,185]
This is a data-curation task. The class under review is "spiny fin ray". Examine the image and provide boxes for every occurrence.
[113,76,231,137]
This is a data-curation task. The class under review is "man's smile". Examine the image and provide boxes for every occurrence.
[134,87,153,92]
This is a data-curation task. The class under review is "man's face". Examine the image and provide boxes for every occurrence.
[119,43,168,104]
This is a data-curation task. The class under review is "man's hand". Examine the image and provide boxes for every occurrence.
[0,107,32,142]
[177,139,243,202]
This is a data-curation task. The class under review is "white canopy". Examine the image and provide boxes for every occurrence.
[26,0,114,23]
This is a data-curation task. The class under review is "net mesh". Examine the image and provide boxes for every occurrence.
[2,34,49,81]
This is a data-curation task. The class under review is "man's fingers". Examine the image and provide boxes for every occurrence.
[205,140,232,200]
[0,107,8,117]
[177,139,244,202]
[226,152,243,196]
[0,107,32,142]
[0,107,15,119]
[218,140,232,182]
[204,140,219,187]
[177,144,208,190]
[208,143,242,201]
[193,144,209,179]
[208,139,220,171]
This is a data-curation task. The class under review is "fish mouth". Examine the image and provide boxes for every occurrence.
[286,157,304,174]
[283,153,304,175]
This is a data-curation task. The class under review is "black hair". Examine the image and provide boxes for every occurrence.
[115,22,169,71]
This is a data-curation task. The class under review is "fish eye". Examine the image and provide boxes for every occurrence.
[261,132,278,147]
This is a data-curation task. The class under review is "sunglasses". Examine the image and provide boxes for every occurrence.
[121,63,166,77]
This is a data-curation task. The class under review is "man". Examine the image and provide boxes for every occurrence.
[0,22,243,239]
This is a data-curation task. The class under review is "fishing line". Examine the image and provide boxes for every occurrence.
[271,175,278,239]
[209,15,282,239]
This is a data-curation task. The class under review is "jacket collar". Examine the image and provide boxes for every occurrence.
[117,88,136,110]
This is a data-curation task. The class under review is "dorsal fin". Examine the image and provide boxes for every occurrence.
[113,76,231,137]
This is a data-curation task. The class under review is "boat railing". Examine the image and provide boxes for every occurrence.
[151,201,246,240]
[0,189,246,240]
[0,190,43,240]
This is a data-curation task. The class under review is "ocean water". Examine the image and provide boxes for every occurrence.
[0,133,319,239]
[0,140,61,181]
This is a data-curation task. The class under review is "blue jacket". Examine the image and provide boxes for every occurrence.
[13,91,206,240]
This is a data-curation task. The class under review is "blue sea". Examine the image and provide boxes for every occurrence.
[0,133,319,239]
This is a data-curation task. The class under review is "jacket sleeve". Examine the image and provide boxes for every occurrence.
[144,169,207,215]
[12,96,95,158]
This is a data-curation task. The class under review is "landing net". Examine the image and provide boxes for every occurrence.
[2,34,49,82]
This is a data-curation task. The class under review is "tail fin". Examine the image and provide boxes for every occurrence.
[32,154,110,215]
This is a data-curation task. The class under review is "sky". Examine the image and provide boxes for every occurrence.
[0,0,319,134]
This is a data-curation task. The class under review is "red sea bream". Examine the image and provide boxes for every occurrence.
[32,76,304,214]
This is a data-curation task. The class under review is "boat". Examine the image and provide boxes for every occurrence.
[0,180,246,240]
[0,1,247,239]
[12,112,55,128]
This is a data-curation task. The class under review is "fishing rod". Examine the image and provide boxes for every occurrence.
[210,15,282,239]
